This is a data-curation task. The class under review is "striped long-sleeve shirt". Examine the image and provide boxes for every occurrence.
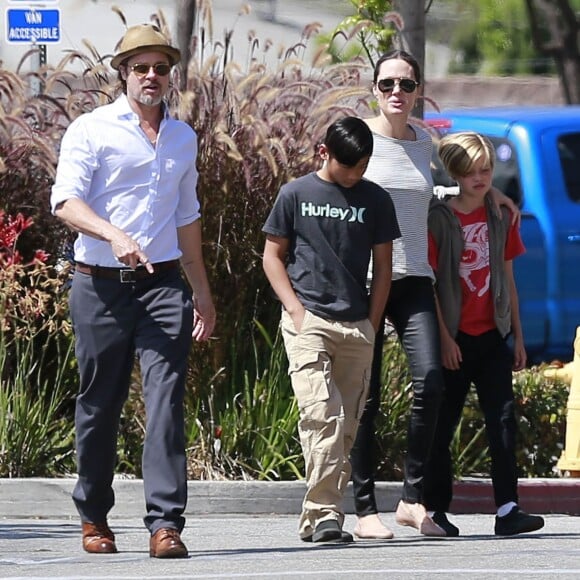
[364,125,435,281]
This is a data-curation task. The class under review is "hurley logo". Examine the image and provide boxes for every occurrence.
[301,202,366,223]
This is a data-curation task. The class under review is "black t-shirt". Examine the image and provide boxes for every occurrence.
[263,172,400,321]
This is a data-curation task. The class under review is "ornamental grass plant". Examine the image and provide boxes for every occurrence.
[178,14,372,391]
[173,8,372,478]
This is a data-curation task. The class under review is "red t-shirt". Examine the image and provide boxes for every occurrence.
[428,205,525,336]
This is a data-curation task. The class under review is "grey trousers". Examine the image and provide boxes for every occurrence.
[69,268,193,534]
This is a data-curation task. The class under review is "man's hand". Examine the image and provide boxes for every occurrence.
[110,231,153,272]
[192,296,216,342]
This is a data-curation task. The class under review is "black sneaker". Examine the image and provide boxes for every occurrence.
[432,512,460,537]
[309,520,353,543]
[494,506,545,536]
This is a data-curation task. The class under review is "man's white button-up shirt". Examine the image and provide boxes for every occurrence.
[51,94,201,267]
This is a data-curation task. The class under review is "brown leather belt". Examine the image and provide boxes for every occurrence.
[75,260,179,283]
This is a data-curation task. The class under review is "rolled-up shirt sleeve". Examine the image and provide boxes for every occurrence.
[50,117,98,213]
[175,133,201,227]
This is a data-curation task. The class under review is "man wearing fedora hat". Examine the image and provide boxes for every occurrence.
[51,23,216,559]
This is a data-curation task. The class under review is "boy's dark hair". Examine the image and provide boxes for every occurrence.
[324,116,373,167]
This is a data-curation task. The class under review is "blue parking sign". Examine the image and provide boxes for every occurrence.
[6,8,61,44]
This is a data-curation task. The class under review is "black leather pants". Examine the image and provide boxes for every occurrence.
[350,276,444,516]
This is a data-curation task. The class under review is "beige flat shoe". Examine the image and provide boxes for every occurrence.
[353,513,394,540]
[395,500,446,537]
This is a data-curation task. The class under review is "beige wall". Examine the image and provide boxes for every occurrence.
[425,75,565,111]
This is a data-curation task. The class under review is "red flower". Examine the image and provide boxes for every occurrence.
[32,249,50,264]
[0,210,46,265]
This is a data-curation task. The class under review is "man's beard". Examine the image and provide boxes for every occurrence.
[137,93,163,107]
[128,85,164,107]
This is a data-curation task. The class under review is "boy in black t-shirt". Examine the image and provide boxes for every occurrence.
[262,116,400,542]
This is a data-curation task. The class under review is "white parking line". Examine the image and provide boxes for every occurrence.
[4,570,580,580]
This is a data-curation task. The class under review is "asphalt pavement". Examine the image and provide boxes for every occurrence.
[1,478,579,579]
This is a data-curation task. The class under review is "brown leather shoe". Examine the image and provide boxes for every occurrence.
[82,521,117,554]
[149,528,188,558]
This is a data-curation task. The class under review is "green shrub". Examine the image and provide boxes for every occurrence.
[444,366,569,479]
[514,367,568,477]
[374,330,413,480]
[113,324,303,482]
[0,261,76,476]
[200,323,302,481]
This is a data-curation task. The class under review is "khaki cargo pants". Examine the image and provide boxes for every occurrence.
[280,309,374,539]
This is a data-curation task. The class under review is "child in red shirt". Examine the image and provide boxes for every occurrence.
[424,131,544,537]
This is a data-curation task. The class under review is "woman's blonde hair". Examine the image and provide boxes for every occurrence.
[438,131,495,179]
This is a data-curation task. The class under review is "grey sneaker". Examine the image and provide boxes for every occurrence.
[494,506,545,536]
[310,520,353,543]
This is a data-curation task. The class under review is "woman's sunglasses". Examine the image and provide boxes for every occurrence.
[377,78,419,94]
[130,63,172,78]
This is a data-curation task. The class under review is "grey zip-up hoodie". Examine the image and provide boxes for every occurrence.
[428,194,512,338]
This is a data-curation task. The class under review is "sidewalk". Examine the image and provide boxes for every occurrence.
[1,477,578,519]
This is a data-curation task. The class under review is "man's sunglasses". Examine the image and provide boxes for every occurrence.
[377,78,419,94]
[129,63,172,78]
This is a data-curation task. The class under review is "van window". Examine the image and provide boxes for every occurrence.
[488,137,522,207]
[558,133,580,203]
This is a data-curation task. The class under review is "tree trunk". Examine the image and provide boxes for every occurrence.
[392,0,426,117]
[524,0,580,104]
[176,0,197,90]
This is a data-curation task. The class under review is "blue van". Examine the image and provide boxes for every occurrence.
[426,106,580,362]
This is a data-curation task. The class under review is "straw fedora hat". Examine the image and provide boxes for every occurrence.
[111,24,181,70]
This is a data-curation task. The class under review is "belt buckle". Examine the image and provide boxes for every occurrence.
[119,269,137,283]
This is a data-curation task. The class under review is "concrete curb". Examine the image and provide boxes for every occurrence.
[0,477,578,519]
